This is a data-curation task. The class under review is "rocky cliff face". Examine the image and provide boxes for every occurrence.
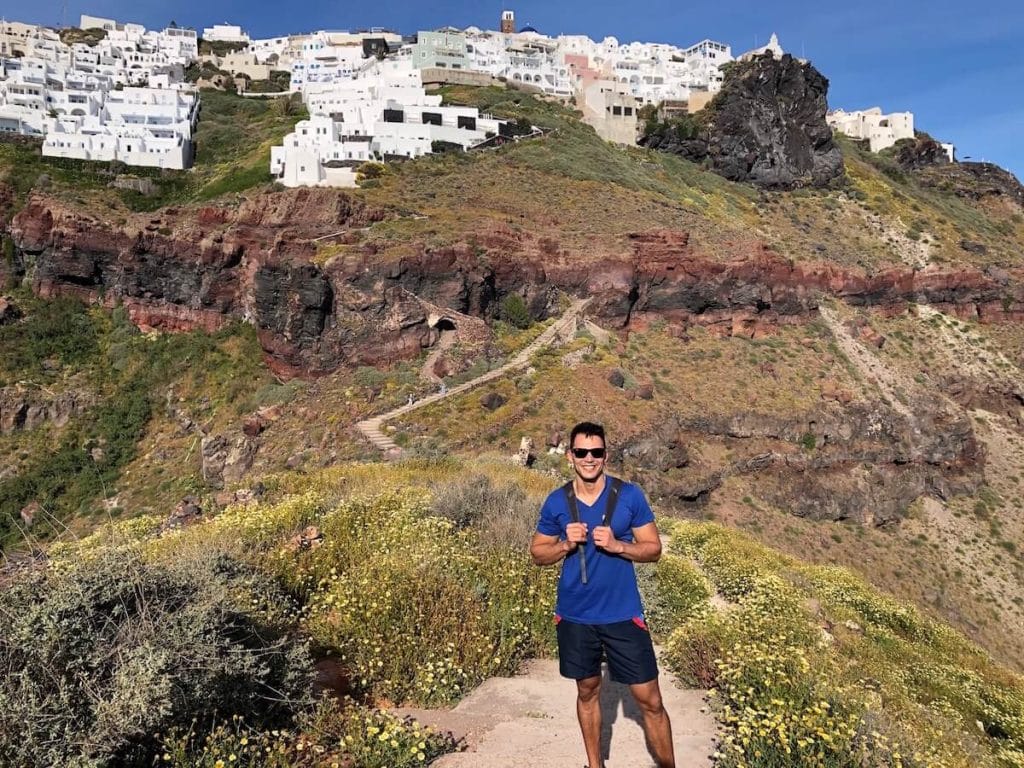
[0,385,96,434]
[617,403,982,526]
[9,195,1024,375]
[890,135,953,171]
[918,162,1024,209]
[639,54,845,189]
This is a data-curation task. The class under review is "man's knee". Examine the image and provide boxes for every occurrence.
[576,675,602,703]
[631,680,666,715]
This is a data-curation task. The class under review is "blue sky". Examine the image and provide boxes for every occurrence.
[6,0,1024,179]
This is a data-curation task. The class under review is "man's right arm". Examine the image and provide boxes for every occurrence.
[530,532,573,566]
[530,522,587,566]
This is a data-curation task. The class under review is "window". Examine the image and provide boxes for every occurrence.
[612,105,622,116]
[624,107,633,116]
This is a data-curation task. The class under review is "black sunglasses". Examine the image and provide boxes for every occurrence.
[571,447,606,459]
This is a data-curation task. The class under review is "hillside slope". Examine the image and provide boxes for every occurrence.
[1,58,1024,767]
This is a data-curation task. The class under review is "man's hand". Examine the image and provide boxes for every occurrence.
[592,525,623,554]
[564,521,588,551]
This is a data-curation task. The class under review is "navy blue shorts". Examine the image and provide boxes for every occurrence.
[555,616,659,684]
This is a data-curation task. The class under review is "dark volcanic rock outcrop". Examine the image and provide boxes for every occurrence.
[640,54,844,189]
[619,402,982,525]
[0,295,21,324]
[890,135,953,171]
[918,162,1024,210]
[0,385,96,434]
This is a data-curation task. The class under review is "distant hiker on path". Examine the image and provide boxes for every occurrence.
[530,421,674,768]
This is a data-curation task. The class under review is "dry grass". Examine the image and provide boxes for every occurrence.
[392,319,862,456]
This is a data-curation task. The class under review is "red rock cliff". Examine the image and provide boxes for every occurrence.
[9,192,1024,374]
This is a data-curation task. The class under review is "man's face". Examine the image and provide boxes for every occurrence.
[569,433,606,483]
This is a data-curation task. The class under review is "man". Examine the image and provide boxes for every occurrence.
[530,421,674,768]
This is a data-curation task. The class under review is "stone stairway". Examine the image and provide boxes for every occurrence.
[356,298,592,453]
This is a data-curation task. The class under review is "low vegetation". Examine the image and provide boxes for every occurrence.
[2,461,556,766]
[2,461,1021,767]
[660,521,1024,767]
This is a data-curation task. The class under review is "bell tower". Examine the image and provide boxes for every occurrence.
[501,10,515,34]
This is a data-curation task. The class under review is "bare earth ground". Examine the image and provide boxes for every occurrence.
[395,656,716,768]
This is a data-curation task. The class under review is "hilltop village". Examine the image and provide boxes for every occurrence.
[0,11,938,185]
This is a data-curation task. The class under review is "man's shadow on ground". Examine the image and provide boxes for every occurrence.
[598,663,655,766]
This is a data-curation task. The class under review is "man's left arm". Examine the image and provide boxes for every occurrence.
[592,521,662,562]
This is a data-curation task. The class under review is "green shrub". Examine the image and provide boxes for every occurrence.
[430,471,539,547]
[0,549,311,767]
[355,161,387,181]
[0,296,100,381]
[161,699,458,768]
[280,490,556,706]
[498,293,532,330]
[647,554,712,631]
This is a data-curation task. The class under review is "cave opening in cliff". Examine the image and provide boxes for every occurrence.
[435,317,457,331]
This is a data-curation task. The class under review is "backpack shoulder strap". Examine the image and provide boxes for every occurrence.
[562,481,588,584]
[602,476,623,528]
[562,481,579,523]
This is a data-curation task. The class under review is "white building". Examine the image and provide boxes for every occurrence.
[42,86,198,168]
[202,24,249,43]
[271,62,507,187]
[288,31,371,91]
[0,14,200,167]
[248,35,290,64]
[739,33,785,62]
[827,107,914,153]
[42,118,194,168]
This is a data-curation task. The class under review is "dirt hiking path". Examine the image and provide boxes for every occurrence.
[397,657,716,768]
[357,298,591,452]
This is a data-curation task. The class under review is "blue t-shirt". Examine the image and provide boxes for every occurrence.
[536,477,655,624]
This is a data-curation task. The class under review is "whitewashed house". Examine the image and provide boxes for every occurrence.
[271,63,506,187]
[42,85,198,168]
[0,13,200,167]
[202,24,249,44]
[248,36,290,64]
[827,107,914,152]
[42,118,194,167]
[288,32,369,91]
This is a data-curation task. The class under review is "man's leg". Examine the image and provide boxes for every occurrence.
[576,675,603,768]
[630,678,674,768]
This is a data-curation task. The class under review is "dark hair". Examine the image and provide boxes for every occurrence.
[570,421,606,448]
